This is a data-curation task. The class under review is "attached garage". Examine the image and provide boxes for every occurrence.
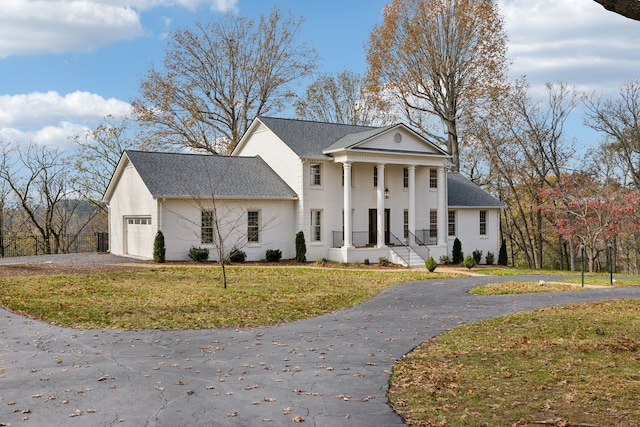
[125,217,153,258]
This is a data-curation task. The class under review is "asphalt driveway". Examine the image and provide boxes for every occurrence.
[2,263,640,426]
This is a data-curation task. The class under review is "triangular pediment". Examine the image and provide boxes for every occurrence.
[323,124,447,157]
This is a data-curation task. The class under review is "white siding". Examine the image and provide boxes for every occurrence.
[161,199,296,261]
[233,123,302,195]
[449,208,501,264]
[107,163,157,259]
[357,128,441,154]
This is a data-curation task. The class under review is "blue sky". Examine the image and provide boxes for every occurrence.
[1,0,639,151]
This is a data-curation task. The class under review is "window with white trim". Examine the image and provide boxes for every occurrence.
[311,210,322,242]
[430,169,438,189]
[310,163,321,186]
[403,209,409,239]
[373,166,378,187]
[403,168,409,188]
[430,209,438,239]
[201,211,214,244]
[479,210,487,236]
[448,210,456,236]
[247,210,260,243]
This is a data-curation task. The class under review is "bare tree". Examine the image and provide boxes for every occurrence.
[471,80,579,269]
[132,7,318,154]
[295,68,394,126]
[592,0,640,21]
[0,142,99,254]
[71,115,139,203]
[366,0,510,171]
[583,79,640,192]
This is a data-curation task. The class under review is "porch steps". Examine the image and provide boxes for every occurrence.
[389,247,426,268]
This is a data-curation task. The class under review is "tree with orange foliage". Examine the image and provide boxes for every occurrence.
[366,0,509,172]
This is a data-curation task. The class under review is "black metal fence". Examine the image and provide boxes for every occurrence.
[0,232,108,258]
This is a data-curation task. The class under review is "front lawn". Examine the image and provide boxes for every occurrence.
[389,299,640,426]
[0,265,441,329]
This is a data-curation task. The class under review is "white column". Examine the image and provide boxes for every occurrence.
[437,167,448,246]
[408,166,416,244]
[377,164,386,248]
[342,162,353,248]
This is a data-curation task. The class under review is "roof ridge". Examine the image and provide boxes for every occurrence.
[258,115,379,130]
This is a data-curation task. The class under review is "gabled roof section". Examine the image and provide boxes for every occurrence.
[323,125,396,152]
[107,150,297,200]
[256,116,379,159]
[447,173,504,208]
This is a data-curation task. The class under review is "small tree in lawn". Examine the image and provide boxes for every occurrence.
[295,231,306,262]
[153,230,166,263]
[452,238,464,264]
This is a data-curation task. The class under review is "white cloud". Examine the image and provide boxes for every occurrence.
[0,1,147,58]
[0,91,131,128]
[0,0,237,58]
[0,91,130,150]
[500,0,640,93]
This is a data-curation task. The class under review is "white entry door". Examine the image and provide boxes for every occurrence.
[125,217,153,258]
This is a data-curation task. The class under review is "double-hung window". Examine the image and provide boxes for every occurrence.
[311,210,322,242]
[479,210,487,236]
[247,210,260,243]
[373,166,378,188]
[430,169,438,189]
[403,209,409,239]
[430,209,438,239]
[403,168,409,188]
[310,163,321,186]
[448,210,456,237]
[201,211,214,244]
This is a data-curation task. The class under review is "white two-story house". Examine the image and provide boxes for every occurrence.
[103,116,503,266]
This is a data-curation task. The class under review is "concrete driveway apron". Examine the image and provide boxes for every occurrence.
[2,274,640,426]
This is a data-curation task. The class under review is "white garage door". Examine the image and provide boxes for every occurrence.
[125,217,154,258]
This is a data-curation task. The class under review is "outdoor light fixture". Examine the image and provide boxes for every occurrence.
[384,188,390,199]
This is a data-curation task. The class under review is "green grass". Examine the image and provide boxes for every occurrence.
[0,266,443,329]
[389,299,640,426]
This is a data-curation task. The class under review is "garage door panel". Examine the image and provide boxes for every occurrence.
[126,217,153,258]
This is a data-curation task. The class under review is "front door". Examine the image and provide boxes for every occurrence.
[368,209,390,245]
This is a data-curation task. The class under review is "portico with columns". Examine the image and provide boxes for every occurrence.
[323,126,451,266]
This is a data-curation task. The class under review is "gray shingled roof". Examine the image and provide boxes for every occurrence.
[323,125,397,152]
[124,150,297,199]
[257,116,379,158]
[448,173,504,208]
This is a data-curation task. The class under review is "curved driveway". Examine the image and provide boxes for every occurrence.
[2,268,640,426]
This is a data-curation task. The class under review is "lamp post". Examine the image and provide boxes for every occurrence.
[579,241,585,288]
[607,239,613,285]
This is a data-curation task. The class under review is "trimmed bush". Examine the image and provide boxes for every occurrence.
[425,256,437,272]
[463,255,476,270]
[265,249,282,262]
[188,247,209,262]
[153,230,166,263]
[295,231,306,263]
[472,249,483,265]
[228,248,246,263]
[485,251,495,265]
[498,240,508,266]
[452,238,464,264]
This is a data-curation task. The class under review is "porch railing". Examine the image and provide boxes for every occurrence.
[332,229,437,248]
[332,231,370,248]
[415,229,437,246]
[388,231,429,267]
